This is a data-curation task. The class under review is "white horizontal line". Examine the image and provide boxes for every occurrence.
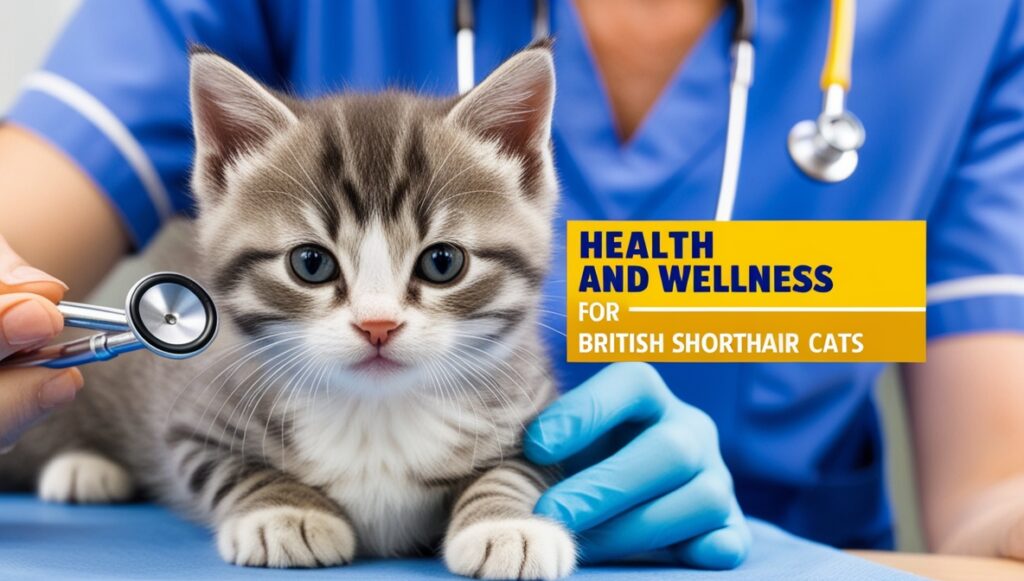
[22,71,173,221]
[927,275,1024,304]
[628,306,926,313]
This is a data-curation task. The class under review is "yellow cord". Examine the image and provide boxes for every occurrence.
[821,0,855,91]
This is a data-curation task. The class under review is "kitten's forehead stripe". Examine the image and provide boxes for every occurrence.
[317,126,344,239]
[342,97,403,206]
[385,120,427,225]
[475,246,543,286]
[405,280,422,305]
[251,274,316,317]
[341,177,368,224]
[441,272,505,317]
[231,311,288,336]
[216,249,279,294]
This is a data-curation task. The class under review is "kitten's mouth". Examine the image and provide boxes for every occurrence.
[352,353,405,373]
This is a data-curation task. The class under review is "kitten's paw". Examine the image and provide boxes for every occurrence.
[445,518,576,580]
[38,451,134,504]
[217,506,356,568]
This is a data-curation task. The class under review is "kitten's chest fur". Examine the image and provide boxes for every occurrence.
[285,395,516,556]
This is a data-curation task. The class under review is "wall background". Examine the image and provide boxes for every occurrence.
[0,1,926,553]
[0,1,80,110]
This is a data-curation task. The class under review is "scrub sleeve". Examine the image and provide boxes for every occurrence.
[4,0,286,248]
[926,1,1024,337]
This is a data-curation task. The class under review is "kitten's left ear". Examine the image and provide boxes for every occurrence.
[447,43,555,160]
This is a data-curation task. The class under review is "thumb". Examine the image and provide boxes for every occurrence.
[0,234,67,303]
[0,367,83,449]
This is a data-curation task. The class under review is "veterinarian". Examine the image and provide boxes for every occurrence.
[3,0,1024,568]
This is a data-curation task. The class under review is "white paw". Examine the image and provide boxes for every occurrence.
[38,451,134,504]
[217,506,356,568]
[445,518,577,580]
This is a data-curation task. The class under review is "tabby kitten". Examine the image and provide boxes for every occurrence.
[0,44,576,579]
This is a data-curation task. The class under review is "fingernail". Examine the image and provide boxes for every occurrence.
[1,265,68,289]
[2,300,60,346]
[39,370,83,409]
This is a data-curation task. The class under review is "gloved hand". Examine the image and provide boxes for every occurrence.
[524,362,751,569]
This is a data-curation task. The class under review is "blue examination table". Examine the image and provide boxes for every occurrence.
[0,495,920,580]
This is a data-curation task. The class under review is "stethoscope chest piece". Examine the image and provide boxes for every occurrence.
[787,109,865,183]
[126,273,218,359]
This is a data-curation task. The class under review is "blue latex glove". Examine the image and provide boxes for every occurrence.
[525,362,751,569]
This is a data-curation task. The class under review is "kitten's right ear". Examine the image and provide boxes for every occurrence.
[446,42,555,162]
[189,48,297,197]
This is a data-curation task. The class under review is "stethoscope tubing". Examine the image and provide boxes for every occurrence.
[455,0,860,214]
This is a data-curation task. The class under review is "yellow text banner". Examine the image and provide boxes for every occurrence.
[566,221,926,363]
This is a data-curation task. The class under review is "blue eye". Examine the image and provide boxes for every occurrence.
[416,243,465,284]
[289,245,338,284]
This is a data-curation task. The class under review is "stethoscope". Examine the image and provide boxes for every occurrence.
[455,0,865,221]
[1,272,218,369]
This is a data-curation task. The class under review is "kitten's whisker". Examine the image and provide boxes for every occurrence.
[443,349,520,464]
[165,332,306,423]
[419,138,461,215]
[263,160,334,224]
[191,335,306,444]
[423,164,477,215]
[207,341,308,454]
[295,358,332,462]
[448,338,536,404]
[188,334,308,452]
[535,321,567,337]
[280,140,338,229]
[449,347,531,437]
[237,344,315,454]
[252,189,316,211]
[448,331,552,383]
[422,358,468,468]
[436,353,486,470]
[262,350,321,460]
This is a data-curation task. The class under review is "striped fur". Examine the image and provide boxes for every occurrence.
[0,46,575,578]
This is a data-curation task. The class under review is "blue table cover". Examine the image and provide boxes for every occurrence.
[0,495,921,580]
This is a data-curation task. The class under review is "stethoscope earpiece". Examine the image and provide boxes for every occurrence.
[1,272,218,369]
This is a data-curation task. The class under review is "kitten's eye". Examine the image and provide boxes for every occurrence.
[415,243,465,284]
[289,245,339,284]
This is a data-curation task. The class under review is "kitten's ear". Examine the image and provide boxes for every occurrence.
[447,43,555,159]
[189,48,297,197]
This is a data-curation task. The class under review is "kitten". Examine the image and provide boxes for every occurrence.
[0,44,576,579]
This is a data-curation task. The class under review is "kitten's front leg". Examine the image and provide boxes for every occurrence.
[170,434,355,568]
[214,469,356,568]
[444,460,576,580]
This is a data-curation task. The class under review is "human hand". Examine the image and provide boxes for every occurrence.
[0,235,82,449]
[934,473,1024,560]
[524,362,750,568]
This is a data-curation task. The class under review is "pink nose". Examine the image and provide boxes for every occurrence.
[355,320,401,345]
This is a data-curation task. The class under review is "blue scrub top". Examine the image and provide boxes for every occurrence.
[11,0,1024,550]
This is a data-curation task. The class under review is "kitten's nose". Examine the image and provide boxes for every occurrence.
[354,320,402,346]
